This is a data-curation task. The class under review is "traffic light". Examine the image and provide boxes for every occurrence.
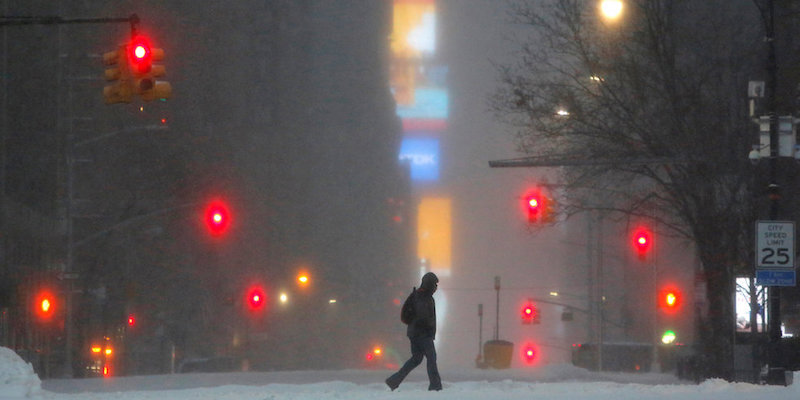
[658,287,681,314]
[632,227,652,260]
[522,344,537,364]
[128,35,172,102]
[34,290,56,322]
[657,284,681,345]
[523,187,555,224]
[103,45,133,104]
[102,35,171,104]
[366,346,383,362]
[661,329,677,345]
[204,200,231,237]
[127,314,136,327]
[525,192,544,223]
[521,300,540,324]
[365,345,386,365]
[246,286,266,311]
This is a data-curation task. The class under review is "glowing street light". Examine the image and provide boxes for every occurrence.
[297,271,311,287]
[599,0,623,20]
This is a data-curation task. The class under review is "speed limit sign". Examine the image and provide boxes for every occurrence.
[756,221,795,269]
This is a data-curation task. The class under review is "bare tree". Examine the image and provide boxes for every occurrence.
[493,0,767,379]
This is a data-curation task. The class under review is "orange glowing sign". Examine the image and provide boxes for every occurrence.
[417,197,451,272]
[392,0,436,59]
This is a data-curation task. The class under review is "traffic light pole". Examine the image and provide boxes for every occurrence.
[494,276,500,341]
[763,0,785,384]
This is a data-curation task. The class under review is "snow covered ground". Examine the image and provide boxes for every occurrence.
[2,347,798,400]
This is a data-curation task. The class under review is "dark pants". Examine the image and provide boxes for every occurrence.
[386,336,441,390]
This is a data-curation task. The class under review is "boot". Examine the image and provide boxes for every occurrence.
[385,376,400,391]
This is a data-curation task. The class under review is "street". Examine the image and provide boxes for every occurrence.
[37,367,800,400]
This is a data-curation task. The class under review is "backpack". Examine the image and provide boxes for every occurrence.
[400,287,416,325]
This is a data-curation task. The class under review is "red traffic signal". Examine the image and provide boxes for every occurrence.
[522,344,538,364]
[525,193,543,223]
[127,314,136,327]
[128,35,153,74]
[246,287,266,311]
[126,35,171,101]
[522,304,535,317]
[521,301,540,324]
[658,287,681,313]
[523,187,554,224]
[102,34,170,104]
[34,290,56,321]
[527,195,540,212]
[664,292,677,307]
[204,200,231,237]
[632,227,652,259]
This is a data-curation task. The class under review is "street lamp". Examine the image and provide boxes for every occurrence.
[599,0,624,20]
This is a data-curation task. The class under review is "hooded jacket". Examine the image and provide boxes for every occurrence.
[406,273,438,339]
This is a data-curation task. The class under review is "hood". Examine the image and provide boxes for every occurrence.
[420,272,439,292]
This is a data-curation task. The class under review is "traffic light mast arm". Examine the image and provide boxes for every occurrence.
[489,155,689,168]
[72,202,200,249]
[0,14,141,35]
[524,296,587,312]
[523,296,628,329]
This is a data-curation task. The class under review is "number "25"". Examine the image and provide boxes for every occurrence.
[761,248,791,265]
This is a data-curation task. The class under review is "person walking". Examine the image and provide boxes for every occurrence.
[385,272,442,391]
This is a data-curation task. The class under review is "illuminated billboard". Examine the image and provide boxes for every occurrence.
[392,0,436,59]
[397,86,448,121]
[392,1,451,275]
[399,137,440,181]
[418,197,451,273]
[392,65,448,131]
[391,0,447,132]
